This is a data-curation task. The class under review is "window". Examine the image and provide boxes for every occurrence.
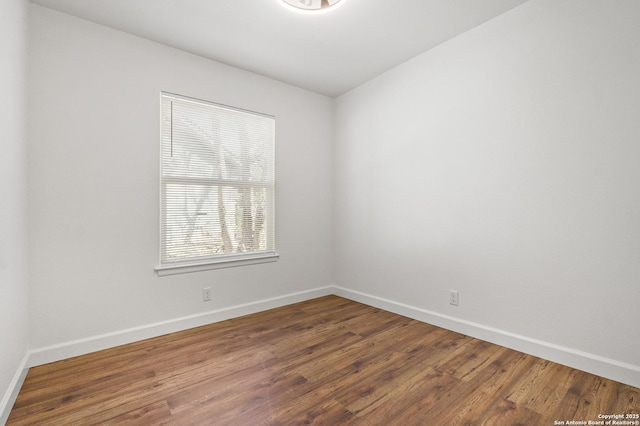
[156,93,277,275]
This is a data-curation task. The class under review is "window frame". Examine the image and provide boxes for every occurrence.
[155,92,278,276]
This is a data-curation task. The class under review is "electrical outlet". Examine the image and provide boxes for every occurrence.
[203,287,212,302]
[449,290,459,306]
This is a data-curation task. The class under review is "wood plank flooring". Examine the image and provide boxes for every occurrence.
[8,296,639,425]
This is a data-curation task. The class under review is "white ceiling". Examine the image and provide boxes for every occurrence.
[29,0,530,97]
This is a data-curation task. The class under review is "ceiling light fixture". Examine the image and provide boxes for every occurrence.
[280,0,345,14]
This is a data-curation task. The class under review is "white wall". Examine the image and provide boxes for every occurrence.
[335,0,640,378]
[28,5,334,353]
[0,0,30,419]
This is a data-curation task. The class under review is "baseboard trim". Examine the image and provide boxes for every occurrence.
[27,286,334,368]
[0,352,29,425]
[23,284,640,390]
[333,286,640,388]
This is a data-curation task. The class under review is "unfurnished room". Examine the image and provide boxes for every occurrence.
[1,0,639,424]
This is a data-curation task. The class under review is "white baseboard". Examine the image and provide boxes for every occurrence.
[333,286,640,388]
[0,352,29,426]
[27,286,334,368]
[22,284,640,392]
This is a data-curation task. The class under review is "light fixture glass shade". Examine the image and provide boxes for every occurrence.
[280,0,345,14]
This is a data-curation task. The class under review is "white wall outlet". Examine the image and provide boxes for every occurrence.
[203,287,212,302]
[449,290,459,306]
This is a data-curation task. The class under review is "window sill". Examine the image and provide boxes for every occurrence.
[155,252,279,276]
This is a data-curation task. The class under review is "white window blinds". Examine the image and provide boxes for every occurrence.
[160,93,275,268]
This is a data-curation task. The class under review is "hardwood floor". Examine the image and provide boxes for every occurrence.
[8,296,639,425]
